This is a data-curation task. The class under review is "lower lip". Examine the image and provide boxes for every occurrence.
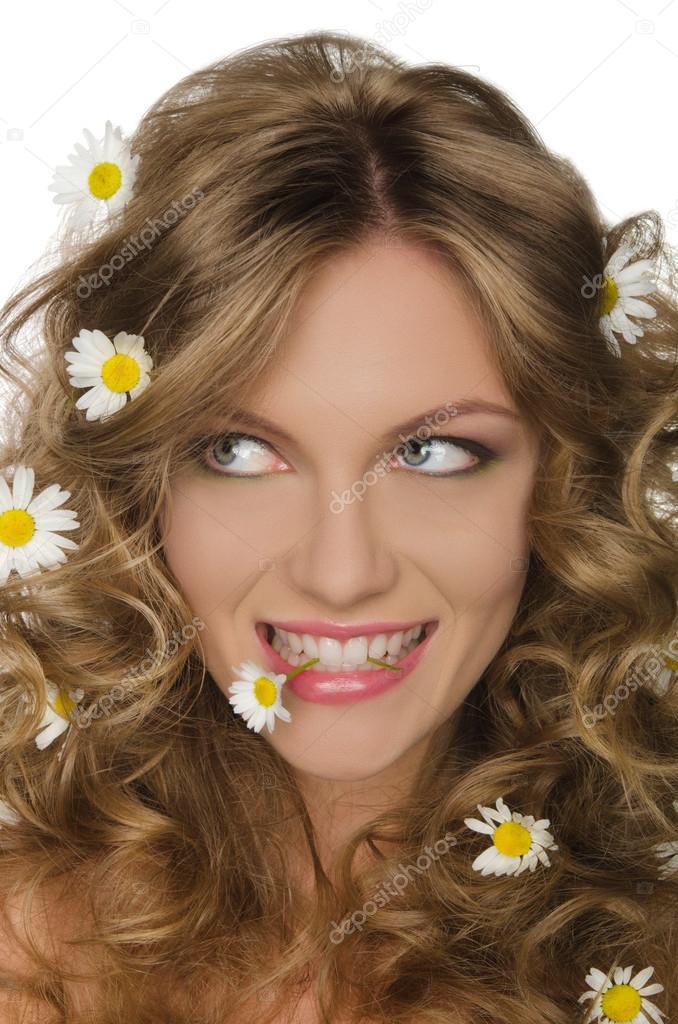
[254,621,438,704]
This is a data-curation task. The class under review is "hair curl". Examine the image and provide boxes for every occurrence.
[1,28,677,1024]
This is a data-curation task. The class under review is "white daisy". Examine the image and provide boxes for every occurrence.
[599,240,658,357]
[634,644,677,698]
[578,964,666,1024]
[228,660,293,735]
[654,651,677,697]
[0,799,20,826]
[653,797,678,878]
[463,796,558,876]
[654,840,678,878]
[34,680,85,752]
[0,465,80,585]
[48,120,139,231]
[64,329,153,422]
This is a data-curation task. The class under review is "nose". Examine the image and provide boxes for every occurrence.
[281,486,398,612]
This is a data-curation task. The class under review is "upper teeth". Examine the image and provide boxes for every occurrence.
[269,624,425,670]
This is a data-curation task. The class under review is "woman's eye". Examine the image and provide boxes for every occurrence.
[192,432,497,479]
[198,433,289,477]
[393,436,496,476]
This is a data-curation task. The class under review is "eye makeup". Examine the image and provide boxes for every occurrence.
[186,430,502,480]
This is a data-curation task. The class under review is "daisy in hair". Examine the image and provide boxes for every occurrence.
[464,795,558,876]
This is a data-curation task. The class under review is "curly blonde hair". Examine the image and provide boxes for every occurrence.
[1,29,677,1024]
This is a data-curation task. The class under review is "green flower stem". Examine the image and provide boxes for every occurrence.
[367,656,403,672]
[284,655,403,680]
[284,658,320,681]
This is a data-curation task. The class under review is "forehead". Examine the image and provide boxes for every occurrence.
[244,241,515,422]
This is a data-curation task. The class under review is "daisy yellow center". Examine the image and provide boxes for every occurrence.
[101,353,140,393]
[51,689,78,721]
[600,275,619,317]
[662,655,678,672]
[0,508,35,548]
[600,983,642,1022]
[88,161,122,200]
[254,676,278,707]
[492,820,532,857]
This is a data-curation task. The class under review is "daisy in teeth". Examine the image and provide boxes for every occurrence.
[49,120,139,230]
[0,465,80,584]
[464,796,558,876]
[578,964,666,1024]
[598,239,658,357]
[268,622,425,671]
[228,659,317,734]
[228,636,407,733]
[64,329,153,422]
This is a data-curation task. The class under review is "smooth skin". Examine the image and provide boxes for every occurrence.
[161,239,541,865]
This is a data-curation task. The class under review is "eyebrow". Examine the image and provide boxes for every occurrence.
[207,399,520,447]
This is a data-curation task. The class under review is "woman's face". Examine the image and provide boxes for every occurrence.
[161,240,540,781]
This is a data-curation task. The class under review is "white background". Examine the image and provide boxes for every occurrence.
[0,0,676,338]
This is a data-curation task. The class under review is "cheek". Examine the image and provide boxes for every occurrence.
[388,464,532,586]
[161,483,262,612]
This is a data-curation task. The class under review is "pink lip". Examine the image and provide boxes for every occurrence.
[260,618,431,639]
[254,621,438,705]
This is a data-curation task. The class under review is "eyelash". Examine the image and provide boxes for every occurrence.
[189,431,499,480]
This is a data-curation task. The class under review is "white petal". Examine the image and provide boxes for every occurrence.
[641,999,668,1024]
[630,967,655,990]
[615,258,655,286]
[471,846,500,872]
[32,513,79,532]
[12,465,35,509]
[81,127,102,162]
[112,331,144,356]
[0,474,13,511]
[128,373,151,399]
[586,968,611,991]
[26,484,72,515]
[35,718,68,750]
[70,332,110,361]
[464,818,495,835]
[619,296,657,319]
[638,985,664,997]
[0,550,13,584]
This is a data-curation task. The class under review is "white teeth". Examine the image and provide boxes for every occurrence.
[287,631,303,654]
[368,633,387,659]
[386,631,403,656]
[301,633,319,659]
[318,636,344,667]
[343,635,369,665]
[268,622,429,670]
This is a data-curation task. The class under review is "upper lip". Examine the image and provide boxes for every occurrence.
[260,618,436,639]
